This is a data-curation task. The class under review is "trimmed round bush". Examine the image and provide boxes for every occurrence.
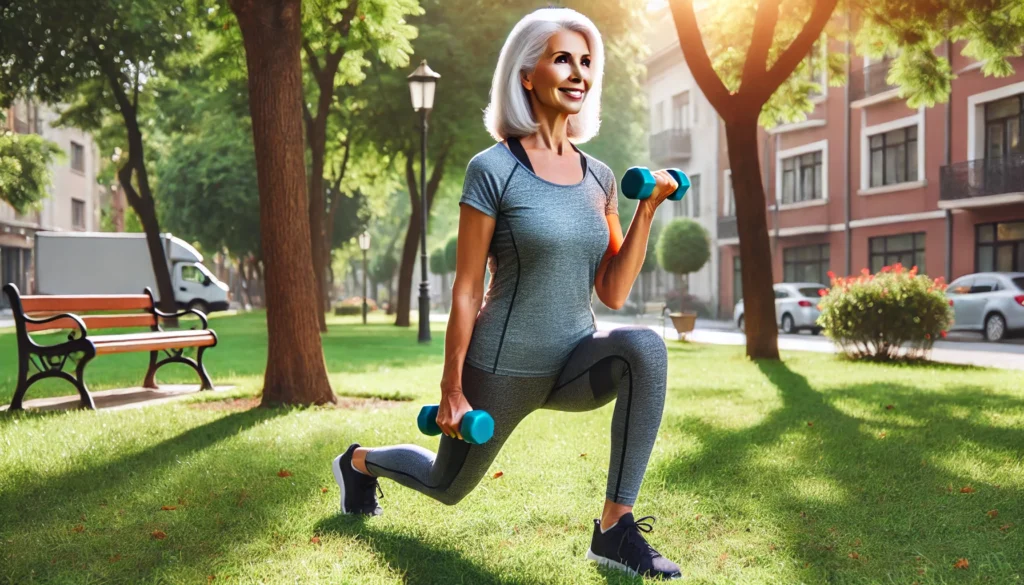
[817,263,953,361]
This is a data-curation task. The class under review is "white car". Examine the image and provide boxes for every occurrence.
[734,282,827,335]
[946,272,1024,341]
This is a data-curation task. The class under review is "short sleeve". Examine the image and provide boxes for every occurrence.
[458,156,501,219]
[604,167,619,216]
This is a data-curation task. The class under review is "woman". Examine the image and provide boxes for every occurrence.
[333,7,682,580]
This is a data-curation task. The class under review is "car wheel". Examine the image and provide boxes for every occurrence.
[188,300,210,316]
[737,316,744,332]
[781,314,795,334]
[984,313,1006,342]
[811,327,822,336]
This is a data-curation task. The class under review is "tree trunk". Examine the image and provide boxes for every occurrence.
[308,137,329,332]
[387,274,395,315]
[725,117,779,360]
[230,0,335,406]
[395,142,453,327]
[105,82,178,325]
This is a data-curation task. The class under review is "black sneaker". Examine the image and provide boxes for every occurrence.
[586,513,682,580]
[332,443,383,515]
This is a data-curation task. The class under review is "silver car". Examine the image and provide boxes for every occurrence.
[735,282,827,335]
[946,272,1024,341]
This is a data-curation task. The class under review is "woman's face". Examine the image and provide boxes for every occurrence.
[521,29,592,116]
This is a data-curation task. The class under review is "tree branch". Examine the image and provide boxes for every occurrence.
[740,0,781,91]
[668,0,733,112]
[760,0,838,103]
[329,0,360,39]
[303,40,323,80]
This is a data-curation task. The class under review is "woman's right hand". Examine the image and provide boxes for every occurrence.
[437,375,473,441]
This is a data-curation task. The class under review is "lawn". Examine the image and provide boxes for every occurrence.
[1,311,1022,584]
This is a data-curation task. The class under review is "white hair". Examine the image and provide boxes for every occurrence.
[483,7,605,144]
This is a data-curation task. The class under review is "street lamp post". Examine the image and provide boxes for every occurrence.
[408,59,440,343]
[358,231,371,325]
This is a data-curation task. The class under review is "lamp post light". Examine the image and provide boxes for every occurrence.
[358,231,371,325]
[407,59,440,343]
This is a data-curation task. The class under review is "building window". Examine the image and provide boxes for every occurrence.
[689,174,701,218]
[984,94,1024,160]
[72,198,86,229]
[672,91,690,131]
[724,171,735,216]
[673,194,688,218]
[977,221,1024,272]
[70,141,85,173]
[869,126,918,187]
[869,232,925,273]
[784,244,830,284]
[805,37,827,98]
[781,150,823,204]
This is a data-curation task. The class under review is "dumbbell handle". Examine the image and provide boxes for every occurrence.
[417,405,495,444]
[620,166,689,202]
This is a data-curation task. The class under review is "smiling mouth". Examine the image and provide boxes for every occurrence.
[559,89,584,98]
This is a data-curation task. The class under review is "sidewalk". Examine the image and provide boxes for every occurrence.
[430,310,1024,371]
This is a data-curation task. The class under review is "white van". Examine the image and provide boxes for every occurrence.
[34,231,229,314]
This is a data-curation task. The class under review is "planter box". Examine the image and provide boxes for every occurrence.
[668,311,697,340]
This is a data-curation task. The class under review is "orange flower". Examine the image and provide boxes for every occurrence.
[861,268,870,276]
[940,331,947,338]
[881,266,891,273]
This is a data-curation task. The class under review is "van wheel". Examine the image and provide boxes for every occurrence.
[984,313,1006,342]
[188,300,210,316]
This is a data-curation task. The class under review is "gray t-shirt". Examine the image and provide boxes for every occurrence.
[458,142,619,376]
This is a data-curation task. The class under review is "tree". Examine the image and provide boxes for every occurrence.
[656,218,711,298]
[301,0,420,331]
[669,0,1024,359]
[0,0,192,318]
[228,0,335,406]
[0,125,62,214]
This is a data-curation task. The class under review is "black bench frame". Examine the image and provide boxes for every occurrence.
[3,283,218,411]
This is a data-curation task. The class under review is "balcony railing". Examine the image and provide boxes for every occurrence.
[717,215,738,240]
[849,61,897,102]
[940,154,1024,202]
[649,128,691,165]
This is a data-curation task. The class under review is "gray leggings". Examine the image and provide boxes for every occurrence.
[364,326,667,506]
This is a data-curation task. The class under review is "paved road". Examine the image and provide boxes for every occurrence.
[594,314,1024,371]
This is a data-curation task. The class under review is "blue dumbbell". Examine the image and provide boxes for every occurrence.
[620,167,690,201]
[417,405,494,445]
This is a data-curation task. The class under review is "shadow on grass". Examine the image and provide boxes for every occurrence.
[654,360,1024,582]
[316,515,536,585]
[0,405,290,538]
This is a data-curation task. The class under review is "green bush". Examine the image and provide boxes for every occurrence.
[817,264,953,361]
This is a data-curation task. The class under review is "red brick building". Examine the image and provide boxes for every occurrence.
[716,43,1024,317]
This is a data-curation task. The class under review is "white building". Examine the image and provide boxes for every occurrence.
[2,99,102,307]
[642,4,721,317]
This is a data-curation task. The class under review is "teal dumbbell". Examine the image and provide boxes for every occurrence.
[620,167,690,201]
[417,405,494,445]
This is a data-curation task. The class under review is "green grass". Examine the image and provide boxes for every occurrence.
[1,311,1022,584]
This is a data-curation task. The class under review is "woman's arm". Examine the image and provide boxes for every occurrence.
[594,170,679,309]
[436,204,495,439]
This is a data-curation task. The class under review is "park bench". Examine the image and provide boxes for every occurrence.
[2,283,218,411]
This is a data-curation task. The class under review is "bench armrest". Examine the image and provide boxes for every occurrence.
[153,307,209,330]
[24,312,89,341]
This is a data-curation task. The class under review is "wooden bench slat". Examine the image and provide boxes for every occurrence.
[25,314,158,333]
[21,295,153,313]
[90,330,213,345]
[94,335,216,355]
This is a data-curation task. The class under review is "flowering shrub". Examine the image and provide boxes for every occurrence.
[816,264,953,361]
